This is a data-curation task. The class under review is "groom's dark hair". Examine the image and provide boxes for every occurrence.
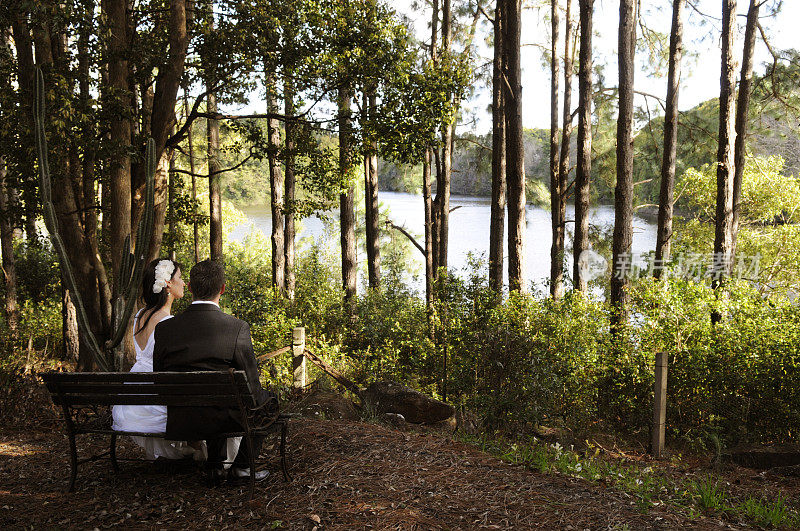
[190,259,225,300]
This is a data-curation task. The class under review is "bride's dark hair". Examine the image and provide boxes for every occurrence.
[135,258,182,336]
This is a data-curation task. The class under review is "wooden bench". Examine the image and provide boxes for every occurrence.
[42,370,291,499]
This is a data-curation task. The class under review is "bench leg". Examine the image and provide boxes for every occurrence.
[280,423,291,482]
[110,434,119,473]
[67,432,78,492]
[245,434,256,500]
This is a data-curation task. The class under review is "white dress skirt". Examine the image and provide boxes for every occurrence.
[111,313,241,464]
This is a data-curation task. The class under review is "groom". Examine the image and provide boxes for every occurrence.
[153,259,278,484]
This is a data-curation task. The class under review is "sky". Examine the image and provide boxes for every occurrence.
[394,0,798,134]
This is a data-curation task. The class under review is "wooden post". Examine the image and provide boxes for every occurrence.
[652,351,668,458]
[292,327,306,389]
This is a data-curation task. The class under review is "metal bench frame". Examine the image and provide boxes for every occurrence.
[42,369,291,499]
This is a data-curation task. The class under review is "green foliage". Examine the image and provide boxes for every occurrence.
[675,155,800,298]
[688,475,728,512]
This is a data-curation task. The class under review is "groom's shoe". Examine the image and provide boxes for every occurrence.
[228,466,269,485]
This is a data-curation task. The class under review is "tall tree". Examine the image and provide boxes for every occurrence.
[489,0,506,293]
[0,161,18,338]
[732,0,760,254]
[10,12,38,240]
[423,148,435,303]
[106,0,133,288]
[549,0,561,299]
[654,0,685,277]
[436,0,453,277]
[203,8,223,263]
[364,91,381,289]
[339,87,357,308]
[712,0,737,288]
[573,0,593,293]
[266,75,286,294]
[422,0,439,303]
[610,0,637,325]
[207,89,223,262]
[284,79,297,300]
[184,93,200,263]
[503,0,525,292]
[554,0,574,299]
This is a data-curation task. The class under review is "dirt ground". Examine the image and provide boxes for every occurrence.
[1,416,746,530]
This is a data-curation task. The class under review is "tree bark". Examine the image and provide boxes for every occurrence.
[610,0,637,326]
[732,0,759,255]
[10,16,38,241]
[489,0,506,293]
[423,149,435,304]
[713,0,737,288]
[437,0,453,276]
[168,151,176,260]
[654,0,685,277]
[266,74,286,294]
[106,0,133,293]
[62,276,80,365]
[364,92,381,289]
[207,89,223,262]
[0,161,19,338]
[549,0,562,299]
[284,79,296,300]
[135,0,187,263]
[554,0,574,300]
[184,94,200,263]
[503,0,526,292]
[338,86,357,308]
[573,0,593,293]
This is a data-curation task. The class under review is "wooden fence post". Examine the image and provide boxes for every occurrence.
[652,351,668,458]
[292,327,306,389]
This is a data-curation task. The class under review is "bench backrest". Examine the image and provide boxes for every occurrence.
[42,371,252,408]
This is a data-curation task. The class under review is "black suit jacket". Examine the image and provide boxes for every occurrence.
[153,303,270,440]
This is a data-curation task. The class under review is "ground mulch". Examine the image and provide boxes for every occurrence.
[1,416,741,530]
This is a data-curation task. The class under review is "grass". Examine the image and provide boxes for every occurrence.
[458,432,800,528]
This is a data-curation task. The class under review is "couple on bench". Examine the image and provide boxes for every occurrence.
[111,258,278,485]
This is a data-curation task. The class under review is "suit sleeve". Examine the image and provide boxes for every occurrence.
[153,322,165,371]
[233,322,269,404]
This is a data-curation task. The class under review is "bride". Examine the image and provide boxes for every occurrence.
[111,258,207,460]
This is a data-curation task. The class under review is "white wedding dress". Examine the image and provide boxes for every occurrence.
[111,312,242,463]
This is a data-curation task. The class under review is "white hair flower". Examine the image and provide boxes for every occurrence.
[153,260,176,294]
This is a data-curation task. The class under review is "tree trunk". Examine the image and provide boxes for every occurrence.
[423,149,435,304]
[554,0,573,300]
[437,0,453,276]
[62,277,80,366]
[131,0,187,264]
[207,89,223,262]
[168,151,176,260]
[489,0,506,293]
[184,94,200,263]
[284,79,296,300]
[549,0,562,299]
[654,0,685,277]
[610,0,637,326]
[338,86,357,308]
[0,161,19,338]
[713,0,737,288]
[106,0,133,292]
[266,74,285,294]
[503,0,526,292]
[573,0,593,293]
[364,92,381,289]
[10,16,38,241]
[732,0,759,255]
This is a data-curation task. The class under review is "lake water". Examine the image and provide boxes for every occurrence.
[230,191,657,292]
